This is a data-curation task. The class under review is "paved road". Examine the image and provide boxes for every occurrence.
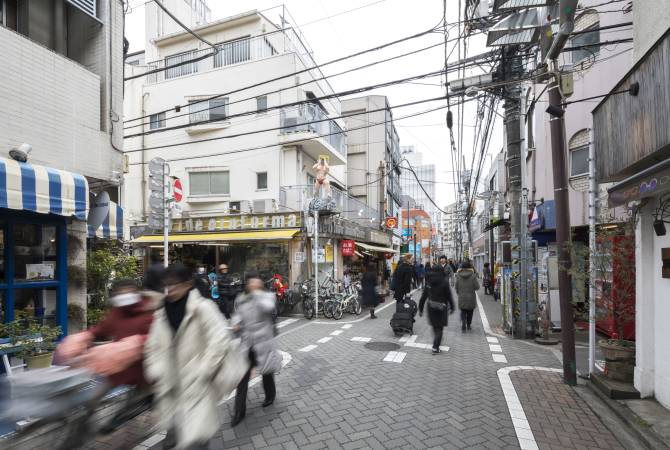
[11,291,633,450]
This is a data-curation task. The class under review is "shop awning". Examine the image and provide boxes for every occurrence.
[0,157,88,220]
[132,229,299,244]
[355,242,399,254]
[88,200,125,240]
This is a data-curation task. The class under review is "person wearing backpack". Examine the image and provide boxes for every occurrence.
[418,266,455,353]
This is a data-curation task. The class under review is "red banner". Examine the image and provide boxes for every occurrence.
[341,240,355,256]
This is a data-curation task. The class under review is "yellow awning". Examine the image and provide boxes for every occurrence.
[355,242,398,253]
[132,229,299,244]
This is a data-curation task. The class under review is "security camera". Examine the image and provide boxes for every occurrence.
[9,143,32,162]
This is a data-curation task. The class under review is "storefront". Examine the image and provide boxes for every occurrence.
[0,156,89,334]
[131,212,301,282]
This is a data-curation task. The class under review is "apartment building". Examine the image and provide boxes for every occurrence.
[399,145,440,230]
[0,0,125,334]
[441,202,460,260]
[124,3,391,284]
[341,95,403,256]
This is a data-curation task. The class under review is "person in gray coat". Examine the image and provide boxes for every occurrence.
[455,260,480,332]
[231,271,282,426]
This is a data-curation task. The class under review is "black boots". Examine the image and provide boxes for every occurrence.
[370,310,377,319]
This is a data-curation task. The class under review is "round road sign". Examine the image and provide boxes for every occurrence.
[173,179,183,202]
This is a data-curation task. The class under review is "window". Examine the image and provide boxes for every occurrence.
[257,172,268,190]
[188,98,229,124]
[570,11,600,64]
[189,171,230,196]
[149,112,166,129]
[256,96,267,113]
[0,0,18,31]
[569,129,590,177]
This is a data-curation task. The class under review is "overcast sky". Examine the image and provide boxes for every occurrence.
[124,0,503,208]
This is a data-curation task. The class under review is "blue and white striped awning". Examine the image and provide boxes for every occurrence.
[88,200,125,240]
[0,157,88,220]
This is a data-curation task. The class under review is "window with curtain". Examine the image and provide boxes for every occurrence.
[256,96,267,113]
[188,98,229,124]
[149,112,165,129]
[569,129,590,177]
[570,10,600,64]
[189,171,230,196]
[257,172,268,190]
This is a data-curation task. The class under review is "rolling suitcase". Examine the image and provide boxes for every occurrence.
[390,310,414,336]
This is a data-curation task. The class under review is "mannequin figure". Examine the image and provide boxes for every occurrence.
[312,157,331,198]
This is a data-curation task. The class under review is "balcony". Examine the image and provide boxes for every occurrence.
[280,185,379,223]
[279,104,347,165]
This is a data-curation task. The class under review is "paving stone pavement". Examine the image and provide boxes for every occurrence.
[511,370,625,450]
[9,291,632,450]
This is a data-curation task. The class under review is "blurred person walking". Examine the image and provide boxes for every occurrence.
[391,254,414,303]
[145,263,236,450]
[416,263,426,289]
[455,260,480,332]
[482,262,493,295]
[217,263,238,319]
[418,266,455,353]
[231,271,283,427]
[361,263,379,319]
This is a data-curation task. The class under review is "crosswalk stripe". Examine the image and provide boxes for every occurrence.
[277,318,298,329]
[317,337,332,344]
[299,345,317,352]
[330,330,343,336]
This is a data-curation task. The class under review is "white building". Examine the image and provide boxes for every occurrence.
[441,202,460,260]
[123,3,391,284]
[0,0,125,333]
[399,145,439,229]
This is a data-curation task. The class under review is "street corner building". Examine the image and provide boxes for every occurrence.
[0,0,127,335]
[593,19,670,408]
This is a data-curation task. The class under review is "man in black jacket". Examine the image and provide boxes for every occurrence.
[217,264,238,319]
[392,254,414,302]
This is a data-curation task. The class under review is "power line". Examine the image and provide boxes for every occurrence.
[124,38,451,131]
[123,23,445,124]
[298,0,392,27]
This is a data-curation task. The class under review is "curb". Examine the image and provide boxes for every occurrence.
[585,380,670,450]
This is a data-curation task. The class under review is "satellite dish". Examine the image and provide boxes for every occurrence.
[9,143,32,163]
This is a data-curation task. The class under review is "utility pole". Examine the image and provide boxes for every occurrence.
[519,86,531,339]
[547,70,577,385]
[588,128,597,376]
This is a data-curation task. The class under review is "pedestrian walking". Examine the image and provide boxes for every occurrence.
[391,254,414,302]
[418,267,455,353]
[217,263,238,319]
[438,255,454,286]
[455,260,480,332]
[361,263,379,319]
[194,267,210,299]
[231,271,283,427]
[483,262,493,295]
[144,263,235,450]
[417,263,426,289]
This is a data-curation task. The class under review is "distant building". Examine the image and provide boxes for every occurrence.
[399,146,439,231]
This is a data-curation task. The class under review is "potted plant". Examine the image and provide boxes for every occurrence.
[8,313,62,370]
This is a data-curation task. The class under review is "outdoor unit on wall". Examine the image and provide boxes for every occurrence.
[67,0,96,18]
[229,201,241,214]
[252,199,275,214]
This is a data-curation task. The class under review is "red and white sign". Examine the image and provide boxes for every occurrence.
[341,240,355,256]
[384,217,398,229]
[173,179,183,202]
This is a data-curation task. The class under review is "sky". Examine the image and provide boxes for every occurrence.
[124,0,504,209]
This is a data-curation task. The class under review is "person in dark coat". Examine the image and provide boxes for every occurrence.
[482,262,493,295]
[455,260,480,331]
[416,263,426,289]
[361,263,379,319]
[392,254,414,302]
[419,268,455,353]
[217,263,238,319]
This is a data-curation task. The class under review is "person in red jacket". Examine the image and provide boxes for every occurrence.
[57,273,161,387]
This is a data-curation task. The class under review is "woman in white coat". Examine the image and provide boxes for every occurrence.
[144,263,232,450]
[231,271,282,426]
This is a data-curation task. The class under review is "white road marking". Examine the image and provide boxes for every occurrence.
[317,337,332,344]
[475,292,493,335]
[383,351,407,363]
[342,324,352,329]
[498,366,562,450]
[350,337,372,342]
[276,318,298,328]
[439,346,450,352]
[492,353,508,363]
[487,336,499,343]
[134,352,293,450]
[489,344,503,353]
[330,330,343,336]
[299,344,317,352]
[405,342,432,349]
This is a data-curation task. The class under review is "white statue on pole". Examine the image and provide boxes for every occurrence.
[312,157,331,199]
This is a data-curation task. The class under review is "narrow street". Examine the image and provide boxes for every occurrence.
[79,290,630,450]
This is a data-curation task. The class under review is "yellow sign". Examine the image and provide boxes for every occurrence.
[325,244,334,263]
[171,212,300,233]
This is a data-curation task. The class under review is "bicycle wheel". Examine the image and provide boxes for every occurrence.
[353,297,362,315]
[333,304,344,320]
[303,298,314,319]
[323,299,335,319]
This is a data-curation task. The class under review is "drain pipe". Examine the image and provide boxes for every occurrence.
[141,92,149,220]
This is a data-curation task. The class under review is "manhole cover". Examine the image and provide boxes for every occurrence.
[364,342,401,352]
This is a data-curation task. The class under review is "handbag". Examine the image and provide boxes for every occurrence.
[212,337,250,399]
[428,300,447,311]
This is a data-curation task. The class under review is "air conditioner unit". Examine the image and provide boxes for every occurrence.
[253,199,275,214]
[229,201,241,214]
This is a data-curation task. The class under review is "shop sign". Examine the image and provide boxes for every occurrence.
[384,217,398,228]
[341,240,355,256]
[171,212,300,233]
[367,229,392,246]
[305,217,366,240]
[294,251,305,263]
[325,245,334,263]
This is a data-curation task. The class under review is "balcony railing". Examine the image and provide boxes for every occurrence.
[280,185,379,222]
[280,103,346,158]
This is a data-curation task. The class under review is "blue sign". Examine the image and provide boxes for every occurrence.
[402,228,412,237]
